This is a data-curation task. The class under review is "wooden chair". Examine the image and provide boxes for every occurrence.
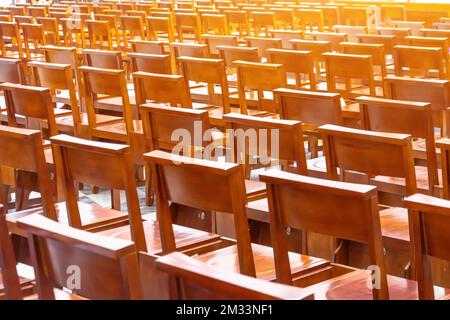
[233,60,286,114]
[251,11,275,37]
[323,52,379,100]
[260,170,388,299]
[290,39,331,76]
[201,13,229,35]
[60,18,86,48]
[170,42,209,73]
[0,22,24,58]
[0,125,56,218]
[120,15,146,49]
[393,45,446,79]
[16,213,142,299]
[42,45,79,70]
[340,42,387,81]
[267,48,316,90]
[381,5,406,27]
[28,6,47,19]
[133,71,192,108]
[14,16,34,25]
[144,149,328,279]
[420,29,450,41]
[128,53,172,74]
[217,45,260,69]
[406,36,449,75]
[130,39,165,54]
[20,23,46,60]
[297,9,324,32]
[404,193,450,299]
[82,49,124,70]
[86,20,113,50]
[155,251,314,300]
[385,76,450,138]
[175,13,202,42]
[269,30,302,49]
[392,21,424,36]
[358,96,439,196]
[223,9,250,36]
[203,34,238,58]
[309,31,347,52]
[147,16,176,43]
[94,14,120,46]
[35,17,60,46]
[244,37,282,60]
[341,7,367,26]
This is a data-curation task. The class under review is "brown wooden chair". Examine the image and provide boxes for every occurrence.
[170,42,209,73]
[42,45,79,69]
[323,52,379,100]
[201,13,229,35]
[175,12,202,42]
[270,30,302,49]
[86,20,113,50]
[0,22,24,59]
[267,48,316,90]
[94,14,120,46]
[340,42,387,81]
[251,11,275,37]
[120,15,146,49]
[333,25,367,43]
[155,251,314,300]
[357,34,396,55]
[260,170,389,299]
[224,9,250,36]
[0,58,27,85]
[377,27,410,45]
[310,31,347,52]
[60,18,86,48]
[20,23,46,60]
[144,149,328,279]
[404,193,450,299]
[16,213,142,299]
[290,39,331,76]
[233,60,286,114]
[217,45,260,77]
[147,16,176,43]
[357,96,439,196]
[393,45,446,80]
[35,17,60,46]
[128,52,172,74]
[297,9,324,33]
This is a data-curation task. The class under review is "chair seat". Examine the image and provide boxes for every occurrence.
[92,119,144,142]
[97,219,223,256]
[379,206,410,251]
[304,269,449,300]
[245,179,266,200]
[55,113,122,128]
[195,242,330,281]
[6,202,130,236]
[412,138,441,161]
[372,165,442,195]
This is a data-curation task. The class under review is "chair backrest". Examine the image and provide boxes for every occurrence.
[128,52,172,74]
[139,103,212,154]
[0,204,22,299]
[420,29,450,41]
[201,13,229,35]
[358,96,438,193]
[393,45,445,79]
[266,48,316,90]
[82,49,124,70]
[217,45,260,67]
[120,15,146,47]
[357,34,396,55]
[28,61,81,135]
[42,45,79,69]
[290,39,331,65]
[323,52,376,99]
[155,252,314,300]
[406,36,449,64]
[222,112,307,174]
[178,56,230,112]
[0,125,56,219]
[60,18,86,48]
[270,30,303,49]
[35,17,59,45]
[0,22,23,58]
[319,124,417,195]
[297,9,324,32]
[403,193,450,300]
[384,76,450,133]
[49,134,146,251]
[0,82,58,136]
[259,170,388,299]
[392,20,425,36]
[133,71,192,108]
[377,27,410,45]
[86,20,113,50]
[0,58,26,84]
[130,39,165,54]
[333,25,367,42]
[274,88,343,129]
[245,36,282,58]
[171,42,209,60]
[234,60,286,114]
[147,16,176,43]
[175,12,201,42]
[203,34,238,57]
[310,31,347,52]
[16,213,142,299]
[144,150,255,276]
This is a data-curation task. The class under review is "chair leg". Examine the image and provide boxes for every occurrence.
[145,163,154,206]
[15,171,35,211]
[111,189,121,211]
